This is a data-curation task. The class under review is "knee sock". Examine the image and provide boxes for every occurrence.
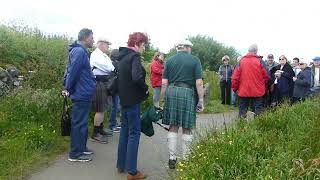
[167,132,178,160]
[182,134,193,160]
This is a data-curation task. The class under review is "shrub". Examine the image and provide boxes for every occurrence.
[177,96,320,179]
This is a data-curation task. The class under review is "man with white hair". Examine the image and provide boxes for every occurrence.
[161,39,204,169]
[90,37,115,143]
[232,44,269,118]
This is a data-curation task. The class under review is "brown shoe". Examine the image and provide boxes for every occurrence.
[127,171,147,180]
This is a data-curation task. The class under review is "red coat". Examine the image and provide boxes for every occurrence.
[232,53,269,97]
[150,59,164,88]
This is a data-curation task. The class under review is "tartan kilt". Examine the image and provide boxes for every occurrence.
[162,85,197,129]
[92,81,111,112]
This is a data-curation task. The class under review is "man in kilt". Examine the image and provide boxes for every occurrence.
[90,37,115,143]
[161,39,204,169]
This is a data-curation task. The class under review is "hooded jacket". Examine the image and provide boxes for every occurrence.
[232,53,269,97]
[150,59,164,88]
[64,41,96,101]
[293,67,313,98]
[117,47,148,106]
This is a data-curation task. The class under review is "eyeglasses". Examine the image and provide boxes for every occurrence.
[299,63,305,65]
[279,58,286,60]
[223,59,229,61]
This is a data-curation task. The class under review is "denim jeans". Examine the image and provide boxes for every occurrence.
[239,97,264,118]
[153,87,161,105]
[116,103,141,174]
[69,100,91,158]
[109,95,120,129]
[231,90,237,107]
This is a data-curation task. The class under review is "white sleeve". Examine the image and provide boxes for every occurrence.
[90,51,115,73]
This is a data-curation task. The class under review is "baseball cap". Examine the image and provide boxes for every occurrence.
[267,54,274,59]
[176,39,193,48]
[312,56,320,61]
[97,37,111,45]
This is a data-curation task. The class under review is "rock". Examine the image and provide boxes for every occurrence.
[13,81,20,86]
[7,67,19,78]
[0,67,7,78]
[1,77,8,82]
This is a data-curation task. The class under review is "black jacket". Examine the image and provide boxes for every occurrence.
[117,47,148,106]
[270,63,295,95]
[293,67,313,98]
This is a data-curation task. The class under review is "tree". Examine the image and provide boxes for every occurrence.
[166,35,239,71]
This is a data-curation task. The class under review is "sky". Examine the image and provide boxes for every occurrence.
[0,0,319,62]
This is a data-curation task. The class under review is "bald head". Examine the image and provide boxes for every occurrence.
[248,44,258,54]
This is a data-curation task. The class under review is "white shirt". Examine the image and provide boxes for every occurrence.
[293,67,301,76]
[90,48,115,76]
[315,67,320,87]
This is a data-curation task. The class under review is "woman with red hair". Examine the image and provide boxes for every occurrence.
[116,32,149,180]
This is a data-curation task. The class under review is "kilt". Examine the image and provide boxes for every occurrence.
[92,81,111,112]
[162,85,196,129]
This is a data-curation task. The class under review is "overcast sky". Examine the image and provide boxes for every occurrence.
[0,0,319,62]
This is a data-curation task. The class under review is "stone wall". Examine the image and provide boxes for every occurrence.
[0,66,22,96]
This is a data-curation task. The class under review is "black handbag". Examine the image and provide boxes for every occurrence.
[106,70,118,95]
[61,97,71,136]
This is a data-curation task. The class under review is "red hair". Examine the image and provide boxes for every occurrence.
[127,32,149,47]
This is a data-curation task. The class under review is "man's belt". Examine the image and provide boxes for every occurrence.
[172,82,193,89]
[95,75,109,82]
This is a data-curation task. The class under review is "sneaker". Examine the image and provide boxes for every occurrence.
[68,155,92,162]
[100,129,113,137]
[91,133,108,144]
[111,127,121,133]
[127,171,147,180]
[83,148,93,155]
[116,124,121,129]
[168,159,177,169]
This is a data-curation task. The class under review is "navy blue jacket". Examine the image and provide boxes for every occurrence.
[64,42,96,101]
[293,67,313,98]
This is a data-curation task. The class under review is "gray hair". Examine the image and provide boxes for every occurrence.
[78,28,93,41]
[248,44,258,54]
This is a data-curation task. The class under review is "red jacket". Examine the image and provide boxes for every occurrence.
[232,53,269,97]
[150,59,164,88]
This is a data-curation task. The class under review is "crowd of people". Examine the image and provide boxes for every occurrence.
[62,28,319,180]
[219,44,320,118]
[62,28,203,180]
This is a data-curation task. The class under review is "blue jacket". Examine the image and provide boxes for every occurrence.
[293,67,313,98]
[64,41,96,101]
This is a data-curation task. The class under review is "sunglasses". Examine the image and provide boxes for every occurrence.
[223,59,229,61]
[299,63,305,65]
[279,58,286,60]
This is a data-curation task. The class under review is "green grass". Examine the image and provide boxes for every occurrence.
[176,96,320,179]
[0,88,69,180]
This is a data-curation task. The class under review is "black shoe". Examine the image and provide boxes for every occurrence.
[168,159,177,169]
[83,148,94,155]
[68,155,92,162]
[100,129,113,136]
[91,133,108,144]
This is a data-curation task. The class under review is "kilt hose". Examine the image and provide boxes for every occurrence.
[163,85,197,129]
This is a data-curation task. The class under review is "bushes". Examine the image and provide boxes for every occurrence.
[176,97,320,179]
[0,88,68,180]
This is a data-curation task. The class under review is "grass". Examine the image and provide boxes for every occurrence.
[0,88,69,180]
[176,96,320,179]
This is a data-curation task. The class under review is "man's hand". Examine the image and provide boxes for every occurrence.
[293,77,297,82]
[196,99,204,112]
[61,90,69,98]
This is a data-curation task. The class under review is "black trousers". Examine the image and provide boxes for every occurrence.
[239,97,264,118]
[220,80,231,105]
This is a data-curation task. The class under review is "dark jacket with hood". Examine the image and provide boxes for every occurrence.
[64,41,96,101]
[117,47,148,106]
[293,67,313,98]
[270,63,295,95]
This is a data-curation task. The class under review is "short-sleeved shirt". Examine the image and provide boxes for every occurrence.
[163,51,203,87]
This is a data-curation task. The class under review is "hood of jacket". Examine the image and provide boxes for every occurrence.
[118,47,139,61]
[68,41,88,54]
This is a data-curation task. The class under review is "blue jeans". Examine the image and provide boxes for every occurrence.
[239,97,264,118]
[116,103,141,174]
[69,100,91,158]
[153,87,161,104]
[109,95,120,129]
[232,90,237,107]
